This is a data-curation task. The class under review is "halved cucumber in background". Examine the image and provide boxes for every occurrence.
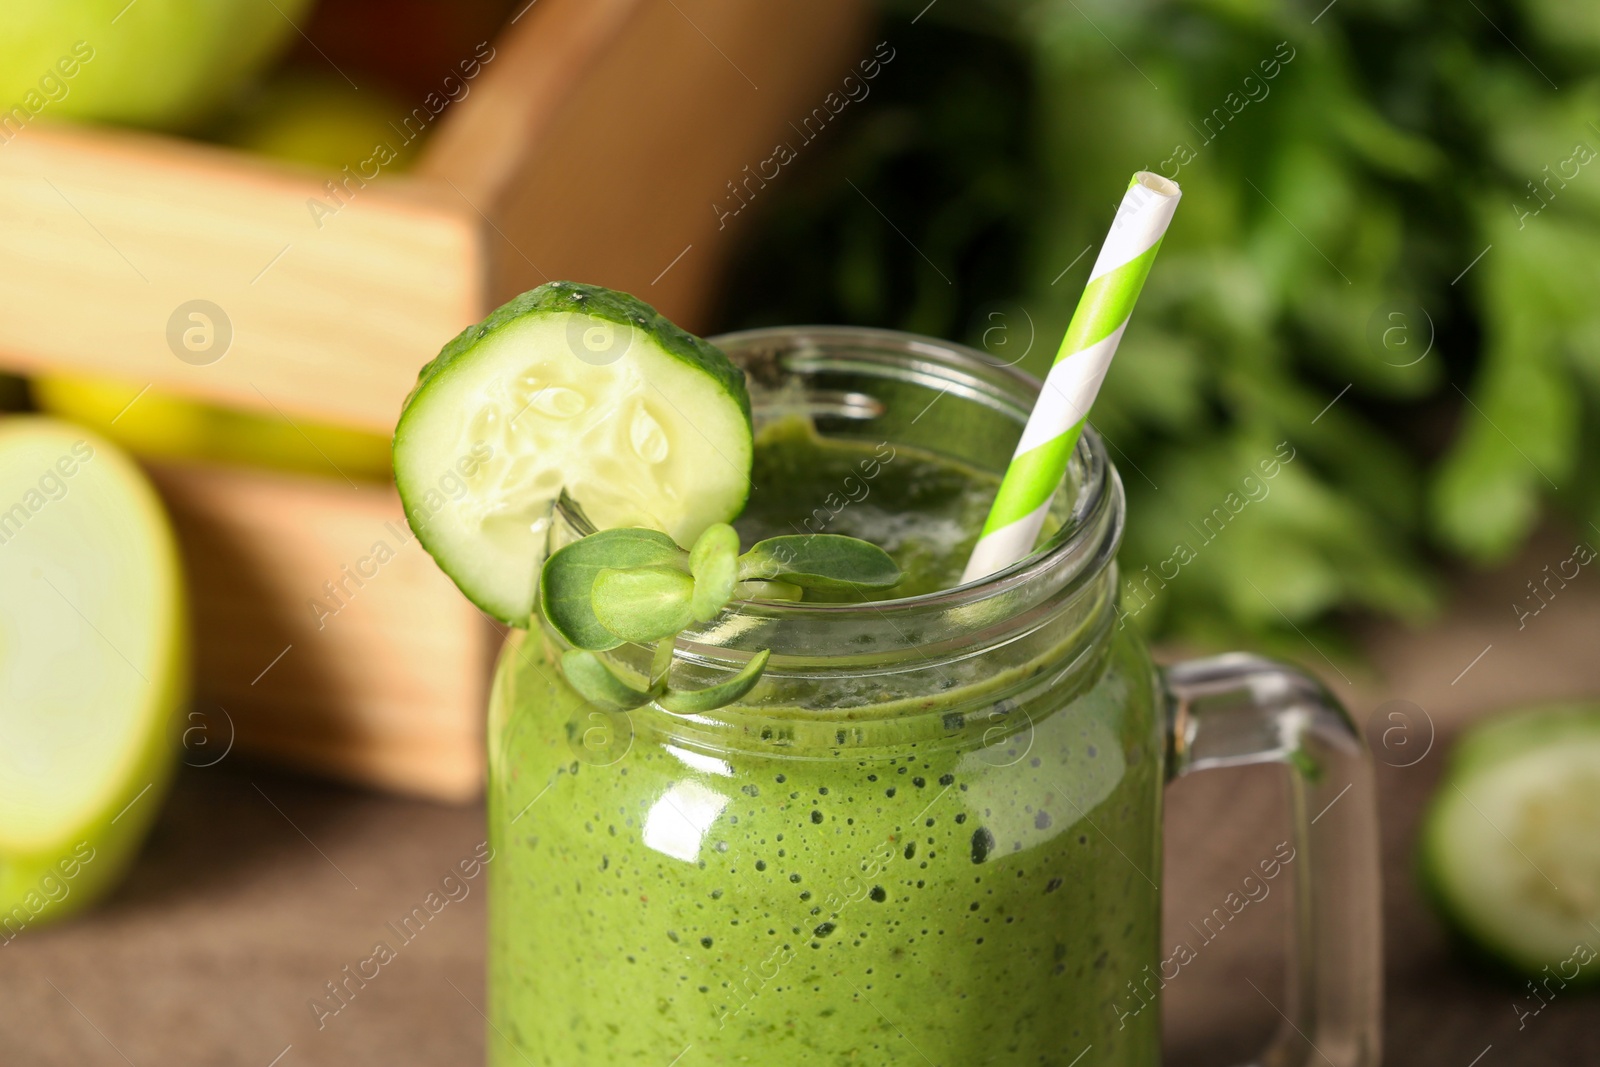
[1420,704,1600,980]
[393,282,753,626]
[0,419,186,934]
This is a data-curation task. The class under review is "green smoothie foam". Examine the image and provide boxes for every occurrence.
[487,422,1163,1065]
[737,417,999,600]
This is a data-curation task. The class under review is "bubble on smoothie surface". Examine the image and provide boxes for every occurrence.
[971,827,996,864]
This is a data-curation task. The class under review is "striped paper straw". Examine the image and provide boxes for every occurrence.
[961,171,1181,583]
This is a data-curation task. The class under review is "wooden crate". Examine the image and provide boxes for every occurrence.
[0,0,870,800]
[147,461,497,800]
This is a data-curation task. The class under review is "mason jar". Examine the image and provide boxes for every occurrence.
[487,326,1381,1066]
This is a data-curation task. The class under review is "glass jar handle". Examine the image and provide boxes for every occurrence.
[1163,653,1382,1067]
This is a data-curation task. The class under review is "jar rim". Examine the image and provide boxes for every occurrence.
[552,324,1125,668]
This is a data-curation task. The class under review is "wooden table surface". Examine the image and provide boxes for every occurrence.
[5,532,1597,1066]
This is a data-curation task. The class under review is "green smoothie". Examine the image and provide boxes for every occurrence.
[487,419,1164,1065]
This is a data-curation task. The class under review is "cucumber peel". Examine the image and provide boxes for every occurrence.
[1420,703,1600,980]
[393,282,753,625]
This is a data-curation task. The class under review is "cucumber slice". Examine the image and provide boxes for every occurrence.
[1420,704,1600,979]
[393,282,753,625]
[0,419,186,932]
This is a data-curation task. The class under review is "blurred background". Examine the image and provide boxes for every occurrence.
[723,0,1600,654]
[0,0,1596,1063]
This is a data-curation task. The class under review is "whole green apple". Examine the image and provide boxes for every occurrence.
[222,70,417,171]
[32,375,394,481]
[0,0,316,131]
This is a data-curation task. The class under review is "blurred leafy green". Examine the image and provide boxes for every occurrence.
[716,0,1600,649]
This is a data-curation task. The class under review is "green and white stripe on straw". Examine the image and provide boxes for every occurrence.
[961,171,1181,584]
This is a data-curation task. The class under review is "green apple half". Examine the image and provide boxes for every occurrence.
[0,418,187,938]
[0,0,314,131]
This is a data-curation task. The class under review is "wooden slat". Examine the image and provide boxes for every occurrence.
[147,461,494,801]
[0,126,481,432]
